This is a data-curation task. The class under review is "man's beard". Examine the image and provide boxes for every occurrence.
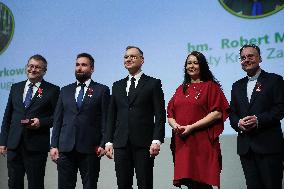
[75,72,91,83]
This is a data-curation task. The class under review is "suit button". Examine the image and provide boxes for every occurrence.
[129,107,133,111]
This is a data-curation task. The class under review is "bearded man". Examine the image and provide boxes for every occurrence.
[50,53,110,189]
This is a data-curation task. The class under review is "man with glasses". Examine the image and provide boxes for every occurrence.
[0,54,60,189]
[229,44,284,189]
[105,46,166,189]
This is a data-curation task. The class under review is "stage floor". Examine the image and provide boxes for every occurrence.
[0,135,283,189]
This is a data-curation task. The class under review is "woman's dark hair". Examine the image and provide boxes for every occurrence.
[182,51,220,93]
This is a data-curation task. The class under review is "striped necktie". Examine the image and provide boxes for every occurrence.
[77,83,86,108]
[24,83,34,108]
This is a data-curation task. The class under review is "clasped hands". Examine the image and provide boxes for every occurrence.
[173,124,194,137]
[239,115,257,133]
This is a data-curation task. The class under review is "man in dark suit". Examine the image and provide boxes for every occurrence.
[229,44,284,189]
[105,46,166,189]
[50,53,110,189]
[0,54,60,189]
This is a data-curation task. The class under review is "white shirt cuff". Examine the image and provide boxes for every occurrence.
[152,140,161,145]
[105,142,113,146]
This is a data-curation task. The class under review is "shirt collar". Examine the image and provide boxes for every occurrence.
[76,78,91,88]
[128,71,143,81]
[248,69,261,81]
[26,79,41,88]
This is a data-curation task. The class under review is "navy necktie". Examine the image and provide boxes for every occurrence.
[128,77,136,100]
[77,83,85,108]
[24,83,34,108]
[252,1,262,16]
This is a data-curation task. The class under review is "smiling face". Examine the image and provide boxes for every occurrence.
[26,58,46,83]
[186,55,200,82]
[124,48,144,76]
[75,57,94,83]
[240,47,261,76]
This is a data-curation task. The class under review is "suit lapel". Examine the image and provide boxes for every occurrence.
[129,74,148,105]
[118,77,128,104]
[249,71,266,108]
[239,77,250,110]
[20,81,27,110]
[69,82,78,112]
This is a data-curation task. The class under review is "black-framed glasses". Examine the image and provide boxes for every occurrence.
[124,55,142,60]
[26,64,44,70]
[239,54,257,62]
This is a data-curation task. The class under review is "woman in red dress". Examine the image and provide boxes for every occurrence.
[167,51,230,189]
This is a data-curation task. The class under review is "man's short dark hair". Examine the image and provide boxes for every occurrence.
[126,46,144,57]
[77,53,95,68]
[239,44,261,56]
[28,54,47,71]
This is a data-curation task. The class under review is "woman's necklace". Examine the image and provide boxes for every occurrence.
[186,84,202,99]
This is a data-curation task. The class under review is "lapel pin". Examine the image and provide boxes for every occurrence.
[255,82,262,92]
[87,88,93,97]
[37,87,43,98]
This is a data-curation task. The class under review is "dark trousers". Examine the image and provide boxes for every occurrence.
[7,145,47,189]
[57,150,100,189]
[114,142,154,189]
[240,149,284,189]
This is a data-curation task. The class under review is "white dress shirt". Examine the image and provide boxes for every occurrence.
[23,80,41,102]
[247,69,261,102]
[75,79,91,101]
[126,71,143,96]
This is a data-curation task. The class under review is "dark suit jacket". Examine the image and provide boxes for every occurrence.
[106,74,166,148]
[0,80,60,152]
[230,70,284,155]
[51,80,110,154]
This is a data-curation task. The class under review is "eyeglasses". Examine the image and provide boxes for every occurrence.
[124,55,142,60]
[26,64,44,70]
[239,54,258,62]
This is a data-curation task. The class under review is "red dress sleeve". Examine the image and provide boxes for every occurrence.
[167,86,182,119]
[167,86,182,163]
[207,82,230,142]
[167,96,175,118]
